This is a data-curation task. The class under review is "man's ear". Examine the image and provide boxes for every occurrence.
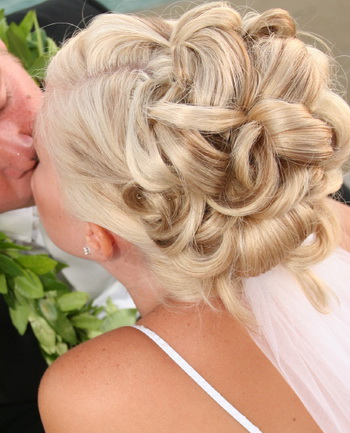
[85,222,116,261]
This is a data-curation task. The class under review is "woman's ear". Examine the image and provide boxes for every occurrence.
[84,223,116,261]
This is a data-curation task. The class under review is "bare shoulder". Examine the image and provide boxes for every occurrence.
[39,326,160,433]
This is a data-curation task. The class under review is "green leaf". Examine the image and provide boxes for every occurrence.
[1,10,58,82]
[57,292,90,312]
[0,254,24,277]
[0,17,9,45]
[42,353,57,365]
[105,297,119,314]
[29,315,56,354]
[55,261,68,272]
[7,25,35,68]
[27,55,49,79]
[74,299,95,314]
[18,10,35,35]
[46,37,59,56]
[38,297,59,322]
[56,318,77,345]
[32,13,44,55]
[56,342,69,356]
[0,232,9,241]
[86,329,103,339]
[0,241,30,251]
[3,292,15,309]
[16,255,57,275]
[0,274,7,294]
[38,298,77,345]
[14,269,44,299]
[70,313,102,330]
[40,272,70,294]
[9,304,29,335]
[3,251,23,260]
[102,309,137,332]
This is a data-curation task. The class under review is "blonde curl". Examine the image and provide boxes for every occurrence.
[38,2,350,323]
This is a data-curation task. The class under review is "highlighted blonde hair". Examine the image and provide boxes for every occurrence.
[39,2,350,322]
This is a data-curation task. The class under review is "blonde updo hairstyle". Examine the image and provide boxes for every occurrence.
[38,2,350,322]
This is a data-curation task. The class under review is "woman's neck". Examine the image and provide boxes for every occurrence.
[101,247,163,317]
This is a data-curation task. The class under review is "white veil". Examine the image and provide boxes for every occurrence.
[245,248,350,433]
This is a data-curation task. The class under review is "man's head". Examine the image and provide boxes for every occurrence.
[0,41,42,212]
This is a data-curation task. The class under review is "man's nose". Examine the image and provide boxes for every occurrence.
[0,127,37,178]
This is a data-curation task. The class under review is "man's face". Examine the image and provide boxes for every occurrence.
[0,46,42,212]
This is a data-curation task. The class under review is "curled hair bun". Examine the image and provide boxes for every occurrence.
[243,8,296,39]
[42,2,350,321]
[247,99,333,165]
[169,3,250,106]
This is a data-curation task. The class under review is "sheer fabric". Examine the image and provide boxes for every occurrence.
[245,248,350,433]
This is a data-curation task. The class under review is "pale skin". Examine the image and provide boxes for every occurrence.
[0,41,41,212]
[331,197,350,252]
[31,138,336,433]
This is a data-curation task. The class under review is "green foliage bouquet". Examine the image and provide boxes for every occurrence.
[0,11,137,364]
[0,9,58,81]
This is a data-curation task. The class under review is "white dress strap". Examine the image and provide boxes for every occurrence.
[131,324,263,433]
